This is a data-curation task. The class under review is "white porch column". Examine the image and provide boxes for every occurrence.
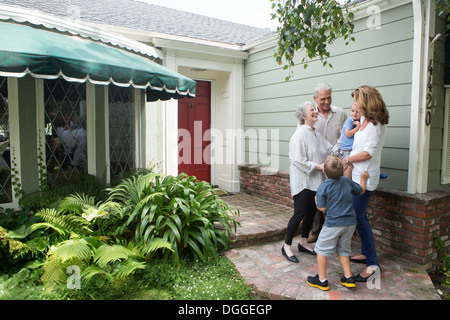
[408,0,435,194]
[162,49,179,177]
[86,83,109,181]
[8,76,39,195]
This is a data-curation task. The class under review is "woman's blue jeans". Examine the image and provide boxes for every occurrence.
[352,190,379,267]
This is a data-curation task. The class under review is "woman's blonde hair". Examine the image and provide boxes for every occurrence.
[351,85,389,126]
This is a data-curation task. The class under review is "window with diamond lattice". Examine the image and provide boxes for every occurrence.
[109,85,135,178]
[44,79,87,186]
[0,77,12,203]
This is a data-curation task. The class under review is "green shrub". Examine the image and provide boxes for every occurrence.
[1,170,243,296]
[0,255,252,300]
[109,173,240,266]
[434,234,450,286]
[31,194,172,291]
[0,208,46,274]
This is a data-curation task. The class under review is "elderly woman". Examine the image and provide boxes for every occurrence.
[282,102,335,263]
[343,85,389,281]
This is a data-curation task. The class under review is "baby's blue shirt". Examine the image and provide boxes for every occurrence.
[339,118,357,150]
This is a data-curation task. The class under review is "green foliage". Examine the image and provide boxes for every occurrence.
[1,168,241,296]
[0,208,46,273]
[18,173,108,211]
[143,256,253,300]
[0,226,31,261]
[433,234,450,286]
[271,0,448,81]
[0,255,252,300]
[436,0,450,30]
[271,0,355,80]
[29,193,170,291]
[41,237,152,290]
[32,208,92,239]
[10,147,23,199]
[109,173,240,266]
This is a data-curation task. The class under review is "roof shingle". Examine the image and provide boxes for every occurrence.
[0,0,274,45]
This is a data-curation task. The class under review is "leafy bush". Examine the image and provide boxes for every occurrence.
[0,169,241,295]
[109,173,240,265]
[31,194,171,291]
[0,208,45,274]
[434,234,450,286]
[0,255,253,300]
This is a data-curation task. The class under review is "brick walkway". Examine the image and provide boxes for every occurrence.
[222,193,442,300]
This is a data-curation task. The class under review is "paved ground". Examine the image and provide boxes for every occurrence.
[222,193,442,300]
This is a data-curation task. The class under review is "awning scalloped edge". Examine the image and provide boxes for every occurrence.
[0,67,196,98]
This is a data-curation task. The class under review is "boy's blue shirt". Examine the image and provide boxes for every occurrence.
[316,176,363,227]
[339,118,356,150]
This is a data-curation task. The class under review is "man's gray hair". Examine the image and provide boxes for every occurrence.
[314,83,332,98]
[295,102,315,125]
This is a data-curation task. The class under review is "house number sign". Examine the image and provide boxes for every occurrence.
[425,58,433,126]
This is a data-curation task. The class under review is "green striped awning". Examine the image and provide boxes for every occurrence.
[0,22,196,101]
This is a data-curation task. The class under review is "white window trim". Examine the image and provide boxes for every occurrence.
[441,88,450,184]
[2,78,19,208]
[134,88,143,169]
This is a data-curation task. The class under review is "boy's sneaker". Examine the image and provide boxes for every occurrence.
[340,276,356,288]
[380,173,390,181]
[306,274,329,291]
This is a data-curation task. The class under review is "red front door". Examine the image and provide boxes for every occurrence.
[178,80,211,182]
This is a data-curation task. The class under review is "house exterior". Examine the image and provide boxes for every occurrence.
[0,0,448,268]
[244,0,448,193]
[0,2,198,207]
[0,0,274,194]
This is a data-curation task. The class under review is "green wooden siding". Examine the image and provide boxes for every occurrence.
[427,14,448,191]
[243,3,415,191]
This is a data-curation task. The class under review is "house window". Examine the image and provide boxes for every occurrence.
[44,79,87,186]
[0,77,12,203]
[108,85,135,179]
[442,88,450,184]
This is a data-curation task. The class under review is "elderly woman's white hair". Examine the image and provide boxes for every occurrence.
[295,102,315,125]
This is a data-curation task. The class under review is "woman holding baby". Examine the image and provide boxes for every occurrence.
[343,85,389,281]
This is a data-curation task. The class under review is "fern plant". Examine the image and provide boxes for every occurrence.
[31,193,171,290]
[41,237,156,290]
[108,173,240,266]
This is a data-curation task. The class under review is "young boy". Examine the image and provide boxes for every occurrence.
[306,155,369,291]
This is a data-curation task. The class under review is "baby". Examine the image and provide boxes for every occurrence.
[338,102,360,178]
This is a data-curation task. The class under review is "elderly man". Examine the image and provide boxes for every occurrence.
[309,83,348,242]
[313,83,348,146]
